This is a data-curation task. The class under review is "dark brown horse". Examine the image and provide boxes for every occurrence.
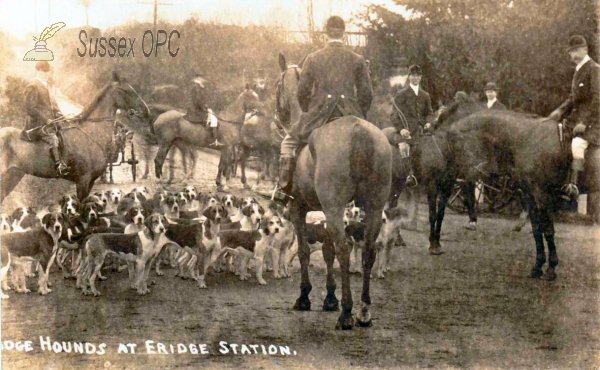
[277,53,392,329]
[152,88,263,190]
[1,72,147,202]
[444,106,600,280]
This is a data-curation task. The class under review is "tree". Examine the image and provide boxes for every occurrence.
[81,0,91,26]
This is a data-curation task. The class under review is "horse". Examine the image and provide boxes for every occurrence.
[237,110,282,189]
[276,53,392,329]
[443,106,600,280]
[1,71,148,202]
[152,87,263,190]
[126,103,196,183]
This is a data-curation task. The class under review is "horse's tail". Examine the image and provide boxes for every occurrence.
[350,120,392,186]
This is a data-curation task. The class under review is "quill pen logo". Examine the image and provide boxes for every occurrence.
[23,22,66,61]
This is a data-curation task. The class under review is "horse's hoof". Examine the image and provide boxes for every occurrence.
[429,244,444,255]
[529,267,543,279]
[322,295,339,311]
[465,222,477,231]
[544,268,557,281]
[293,297,311,311]
[335,313,355,330]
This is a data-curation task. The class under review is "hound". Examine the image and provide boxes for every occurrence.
[1,212,64,295]
[10,207,40,232]
[77,214,175,296]
[219,216,283,285]
[104,187,124,214]
[1,214,13,233]
[59,195,80,217]
[373,206,406,279]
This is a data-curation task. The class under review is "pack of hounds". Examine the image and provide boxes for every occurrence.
[0,185,407,299]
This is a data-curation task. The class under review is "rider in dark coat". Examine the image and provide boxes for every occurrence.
[183,73,222,147]
[549,35,600,198]
[23,61,69,176]
[390,65,433,137]
[270,16,374,203]
[483,82,507,110]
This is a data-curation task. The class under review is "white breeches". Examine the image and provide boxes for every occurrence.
[572,137,589,160]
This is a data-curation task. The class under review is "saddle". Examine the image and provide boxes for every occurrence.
[19,122,67,157]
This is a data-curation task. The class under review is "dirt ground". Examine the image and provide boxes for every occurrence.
[2,149,600,370]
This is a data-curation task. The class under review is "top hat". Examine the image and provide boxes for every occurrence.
[484,82,499,91]
[567,35,588,52]
[408,65,422,76]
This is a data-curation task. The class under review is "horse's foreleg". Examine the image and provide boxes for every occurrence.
[167,147,177,184]
[217,146,231,190]
[240,148,250,189]
[141,144,152,180]
[154,142,173,179]
[462,181,478,230]
[433,179,453,252]
[322,241,339,311]
[1,168,25,203]
[291,202,311,311]
[76,174,95,201]
[187,148,197,180]
[541,206,558,281]
[427,182,442,255]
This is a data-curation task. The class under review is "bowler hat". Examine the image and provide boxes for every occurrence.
[408,65,422,76]
[567,35,587,52]
[484,82,499,92]
[35,61,51,72]
[325,16,345,34]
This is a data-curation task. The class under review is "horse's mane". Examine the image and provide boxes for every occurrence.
[78,82,112,121]
[436,98,482,128]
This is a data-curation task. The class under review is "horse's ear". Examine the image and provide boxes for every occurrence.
[278,53,286,72]
[245,83,250,90]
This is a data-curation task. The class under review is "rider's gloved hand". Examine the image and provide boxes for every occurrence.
[46,119,53,125]
[399,129,410,139]
[573,123,586,136]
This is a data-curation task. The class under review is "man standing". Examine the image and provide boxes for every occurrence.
[23,61,68,176]
[483,82,507,110]
[270,15,373,203]
[390,65,433,138]
[549,35,600,198]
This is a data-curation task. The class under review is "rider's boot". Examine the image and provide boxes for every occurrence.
[50,147,70,177]
[267,156,296,206]
[562,159,583,200]
[209,127,224,147]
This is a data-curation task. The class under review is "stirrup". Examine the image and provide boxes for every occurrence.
[209,140,224,147]
[561,183,579,198]
[406,174,418,188]
[56,162,70,176]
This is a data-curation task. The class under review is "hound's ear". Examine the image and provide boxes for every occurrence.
[260,218,269,235]
[124,209,134,223]
[278,53,287,72]
[42,213,51,226]
[220,205,228,218]
[253,230,263,241]
[221,196,227,203]
[241,205,252,217]
[203,218,212,239]
[161,215,168,227]
[258,206,265,215]
[144,214,154,230]
[234,197,242,208]
[29,207,38,215]
[202,206,212,219]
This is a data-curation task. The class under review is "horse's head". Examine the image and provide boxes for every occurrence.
[275,53,302,127]
[108,71,151,123]
[436,94,483,127]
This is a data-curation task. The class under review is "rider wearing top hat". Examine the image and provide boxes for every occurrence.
[548,35,600,198]
[23,60,69,176]
[269,15,373,204]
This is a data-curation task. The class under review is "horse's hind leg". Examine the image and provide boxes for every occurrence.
[427,181,442,255]
[322,240,339,311]
[528,203,546,279]
[356,205,384,327]
[154,142,173,179]
[462,181,478,230]
[325,207,354,330]
[1,168,25,203]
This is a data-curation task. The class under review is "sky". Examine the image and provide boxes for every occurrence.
[0,0,413,41]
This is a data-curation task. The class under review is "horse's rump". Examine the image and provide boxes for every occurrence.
[303,116,391,208]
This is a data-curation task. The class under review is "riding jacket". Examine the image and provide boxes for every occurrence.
[555,56,600,145]
[184,80,209,123]
[23,80,62,140]
[290,41,373,142]
[390,84,433,135]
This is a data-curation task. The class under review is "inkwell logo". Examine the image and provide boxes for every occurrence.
[23,22,66,61]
